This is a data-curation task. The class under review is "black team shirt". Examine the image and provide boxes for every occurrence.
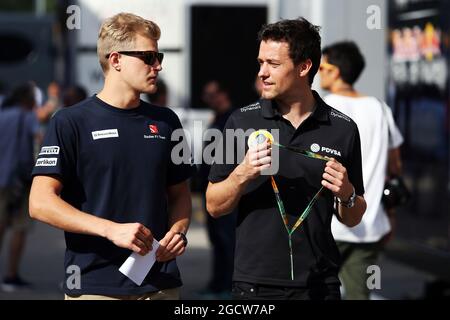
[209,91,364,287]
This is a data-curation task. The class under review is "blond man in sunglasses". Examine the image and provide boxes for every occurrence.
[29,13,194,300]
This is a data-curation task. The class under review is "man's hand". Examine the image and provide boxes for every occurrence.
[105,222,153,256]
[235,141,271,183]
[321,158,354,201]
[155,230,186,262]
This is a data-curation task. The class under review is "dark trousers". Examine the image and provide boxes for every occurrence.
[205,209,236,292]
[232,281,341,300]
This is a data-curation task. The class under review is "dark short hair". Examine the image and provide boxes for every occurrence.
[322,41,366,85]
[63,85,88,107]
[1,82,36,110]
[258,18,322,86]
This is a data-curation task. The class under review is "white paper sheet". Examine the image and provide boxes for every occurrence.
[119,239,160,286]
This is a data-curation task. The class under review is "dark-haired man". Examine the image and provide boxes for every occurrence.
[320,41,403,300]
[206,18,366,300]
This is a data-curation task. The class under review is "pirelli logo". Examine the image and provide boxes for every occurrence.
[35,158,58,167]
[39,146,60,155]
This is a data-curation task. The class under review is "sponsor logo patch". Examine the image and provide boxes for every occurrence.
[330,111,351,122]
[144,124,166,140]
[149,124,159,134]
[321,146,342,156]
[35,158,58,167]
[240,103,261,112]
[310,143,342,156]
[310,143,320,153]
[39,146,60,155]
[92,129,119,140]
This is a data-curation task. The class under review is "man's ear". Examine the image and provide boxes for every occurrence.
[298,59,313,78]
[109,52,121,71]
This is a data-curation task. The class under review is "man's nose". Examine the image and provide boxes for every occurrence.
[153,60,163,71]
[258,63,269,78]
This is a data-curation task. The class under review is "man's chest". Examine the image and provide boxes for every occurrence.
[76,118,172,170]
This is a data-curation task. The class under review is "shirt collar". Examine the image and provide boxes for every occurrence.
[260,90,329,123]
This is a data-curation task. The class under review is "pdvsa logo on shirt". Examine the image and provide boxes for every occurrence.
[310,143,320,153]
[310,143,342,157]
[35,158,58,167]
[92,129,119,140]
[144,124,166,140]
[39,146,60,155]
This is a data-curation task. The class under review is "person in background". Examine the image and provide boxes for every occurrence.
[146,78,168,107]
[35,82,61,124]
[62,85,88,108]
[319,41,403,300]
[0,82,40,291]
[198,80,236,299]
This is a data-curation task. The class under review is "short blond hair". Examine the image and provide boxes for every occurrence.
[97,13,161,72]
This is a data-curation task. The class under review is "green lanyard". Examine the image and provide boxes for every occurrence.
[273,142,331,161]
[247,130,332,280]
[270,142,330,280]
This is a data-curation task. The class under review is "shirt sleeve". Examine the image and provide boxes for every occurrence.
[208,115,239,183]
[32,112,77,183]
[383,102,404,149]
[166,111,196,186]
[347,125,365,196]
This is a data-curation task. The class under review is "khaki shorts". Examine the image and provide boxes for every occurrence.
[0,185,33,231]
[65,287,180,300]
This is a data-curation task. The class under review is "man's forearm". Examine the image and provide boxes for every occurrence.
[388,148,402,176]
[338,196,366,227]
[168,191,191,234]
[167,180,192,235]
[29,188,113,238]
[206,167,250,218]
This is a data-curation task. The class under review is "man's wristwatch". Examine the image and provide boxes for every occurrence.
[176,232,188,247]
[337,187,356,208]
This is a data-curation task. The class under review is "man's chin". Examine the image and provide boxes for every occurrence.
[142,85,157,94]
[261,91,276,100]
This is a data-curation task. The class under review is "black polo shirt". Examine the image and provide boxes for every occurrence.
[208,91,364,287]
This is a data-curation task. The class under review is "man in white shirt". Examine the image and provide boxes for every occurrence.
[319,41,404,299]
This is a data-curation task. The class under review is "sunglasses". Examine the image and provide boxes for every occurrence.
[106,51,164,66]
